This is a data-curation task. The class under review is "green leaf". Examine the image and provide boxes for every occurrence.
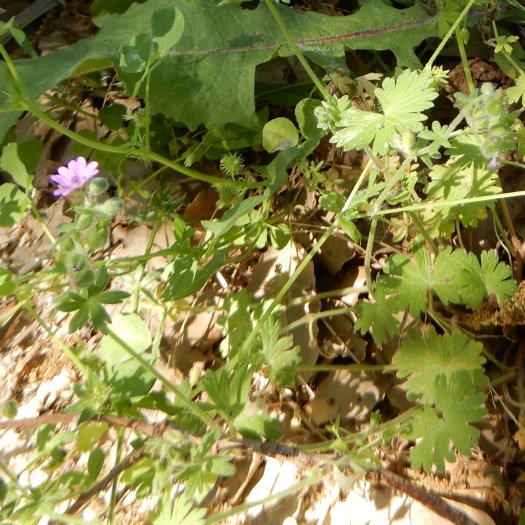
[454,250,517,308]
[378,246,462,316]
[98,313,155,397]
[234,412,283,440]
[392,327,487,404]
[87,299,112,333]
[69,304,90,333]
[94,290,131,304]
[354,289,400,345]
[269,223,292,250]
[406,406,453,472]
[424,159,501,236]
[262,117,299,153]
[161,249,228,301]
[0,183,29,227]
[219,290,253,359]
[507,73,525,105]
[328,107,382,152]
[17,139,44,174]
[376,69,437,126]
[295,98,323,140]
[151,6,185,57]
[260,315,301,387]
[77,423,109,452]
[202,365,253,419]
[326,69,438,155]
[407,371,486,472]
[0,0,438,138]
[150,491,206,525]
[0,143,31,189]
[87,447,105,480]
[120,33,152,74]
[202,194,267,238]
[0,269,16,297]
[99,104,127,130]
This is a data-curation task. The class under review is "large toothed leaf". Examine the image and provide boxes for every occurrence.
[0,0,439,139]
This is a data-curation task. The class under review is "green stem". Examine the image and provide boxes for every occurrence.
[283,306,355,333]
[263,0,327,99]
[240,160,372,356]
[364,217,378,297]
[29,196,57,245]
[408,211,437,255]
[364,154,414,295]
[0,41,27,96]
[491,21,525,76]
[23,97,226,185]
[455,27,474,93]
[107,429,124,523]
[132,219,160,312]
[297,363,392,373]
[25,303,89,377]
[373,189,525,217]
[425,0,477,69]
[144,66,152,160]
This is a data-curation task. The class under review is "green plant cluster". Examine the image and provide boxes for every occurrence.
[0,0,524,523]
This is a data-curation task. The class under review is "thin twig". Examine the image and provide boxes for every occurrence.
[0,413,166,436]
[3,413,484,523]
[65,449,146,516]
[367,468,479,525]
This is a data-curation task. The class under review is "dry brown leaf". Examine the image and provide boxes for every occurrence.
[305,370,387,425]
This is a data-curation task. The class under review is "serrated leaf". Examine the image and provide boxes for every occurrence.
[507,73,525,105]
[377,246,462,316]
[0,0,439,139]
[354,289,400,345]
[328,69,438,155]
[407,371,486,472]
[376,69,437,123]
[424,159,501,236]
[69,304,90,333]
[406,407,454,472]
[219,290,253,359]
[393,327,487,404]
[330,109,382,151]
[202,365,253,419]
[260,315,301,387]
[55,291,86,312]
[455,250,517,308]
[161,249,228,301]
[150,490,206,525]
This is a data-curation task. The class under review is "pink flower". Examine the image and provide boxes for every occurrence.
[50,156,99,197]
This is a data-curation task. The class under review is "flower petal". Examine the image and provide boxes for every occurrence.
[53,187,73,197]
[76,156,87,171]
[50,156,101,197]
[85,161,99,177]
[57,166,72,177]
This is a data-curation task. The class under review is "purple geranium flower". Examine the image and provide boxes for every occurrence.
[50,156,99,197]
